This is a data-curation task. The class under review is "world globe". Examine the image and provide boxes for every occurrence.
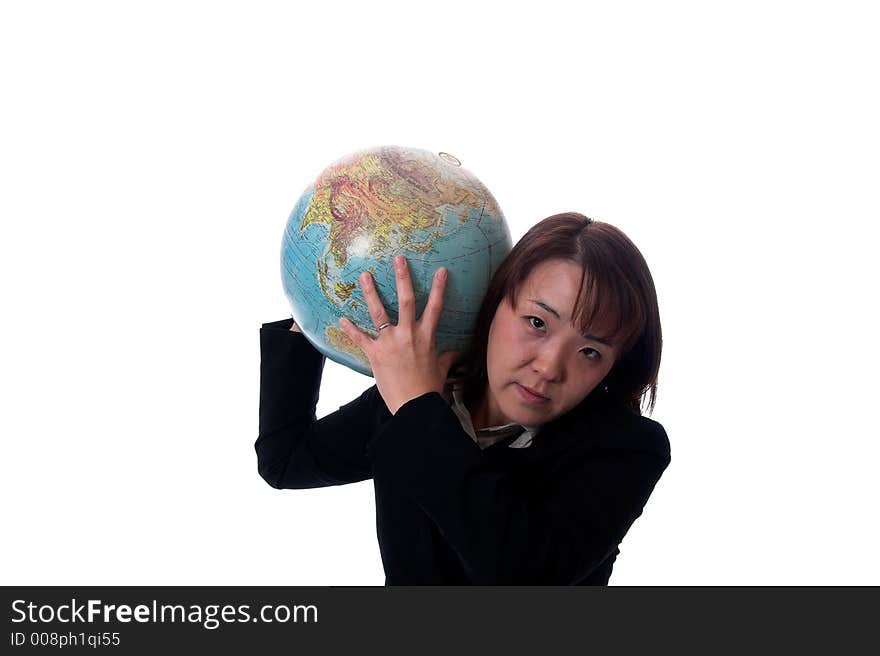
[281,145,512,377]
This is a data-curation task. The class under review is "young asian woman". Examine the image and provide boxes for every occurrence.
[255,212,670,585]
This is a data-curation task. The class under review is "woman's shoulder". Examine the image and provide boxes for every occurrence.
[561,403,671,461]
[629,413,670,461]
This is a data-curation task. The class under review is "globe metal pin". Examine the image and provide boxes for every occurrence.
[438,152,461,166]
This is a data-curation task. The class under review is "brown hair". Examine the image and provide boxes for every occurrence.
[449,212,662,417]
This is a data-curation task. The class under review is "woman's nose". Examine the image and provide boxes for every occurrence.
[531,344,565,382]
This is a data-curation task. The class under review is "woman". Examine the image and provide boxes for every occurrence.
[255,212,670,585]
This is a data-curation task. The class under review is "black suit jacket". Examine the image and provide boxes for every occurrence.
[255,317,671,585]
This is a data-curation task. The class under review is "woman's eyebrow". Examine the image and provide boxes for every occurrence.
[527,299,614,347]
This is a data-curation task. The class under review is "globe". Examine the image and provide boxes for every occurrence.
[280,145,512,377]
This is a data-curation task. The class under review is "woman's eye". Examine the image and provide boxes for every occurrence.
[526,316,545,330]
[580,348,601,361]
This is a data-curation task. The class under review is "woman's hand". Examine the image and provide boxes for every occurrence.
[338,255,461,415]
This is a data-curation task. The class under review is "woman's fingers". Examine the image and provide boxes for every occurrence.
[358,271,392,332]
[356,257,445,339]
[394,255,415,329]
[420,267,447,339]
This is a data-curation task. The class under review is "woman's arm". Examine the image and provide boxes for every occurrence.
[366,392,670,585]
[255,318,390,489]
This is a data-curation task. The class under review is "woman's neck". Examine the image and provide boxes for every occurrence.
[465,387,501,431]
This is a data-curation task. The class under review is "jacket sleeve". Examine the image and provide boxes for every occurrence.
[367,391,671,585]
[255,317,389,489]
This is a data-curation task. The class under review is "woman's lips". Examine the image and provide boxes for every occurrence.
[515,383,549,404]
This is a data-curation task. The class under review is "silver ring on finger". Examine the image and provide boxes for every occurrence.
[376,322,392,331]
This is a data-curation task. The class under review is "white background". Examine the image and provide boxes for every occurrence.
[1,0,878,585]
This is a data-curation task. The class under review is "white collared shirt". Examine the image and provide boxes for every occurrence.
[441,384,539,450]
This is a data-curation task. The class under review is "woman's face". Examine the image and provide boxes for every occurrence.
[474,259,619,430]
